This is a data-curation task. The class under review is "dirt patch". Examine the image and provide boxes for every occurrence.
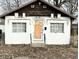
[70,35,78,47]
[0,45,77,59]
[0,35,78,59]
[12,56,29,59]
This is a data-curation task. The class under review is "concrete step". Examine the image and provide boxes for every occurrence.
[32,40,44,43]
[31,43,45,47]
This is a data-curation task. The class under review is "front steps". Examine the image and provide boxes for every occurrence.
[31,43,45,47]
[31,40,45,47]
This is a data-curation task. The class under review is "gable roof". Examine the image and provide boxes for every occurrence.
[0,0,76,19]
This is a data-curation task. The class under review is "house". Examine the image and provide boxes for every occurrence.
[0,0,76,45]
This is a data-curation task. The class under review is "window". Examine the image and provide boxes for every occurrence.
[31,5,35,8]
[43,5,47,8]
[12,23,26,32]
[50,23,64,33]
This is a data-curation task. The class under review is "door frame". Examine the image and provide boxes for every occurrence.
[32,19,44,43]
[34,20,43,40]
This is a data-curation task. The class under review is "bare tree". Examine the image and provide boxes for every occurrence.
[48,0,78,16]
[0,0,21,11]
[6,0,11,10]
[64,0,78,16]
[13,0,21,7]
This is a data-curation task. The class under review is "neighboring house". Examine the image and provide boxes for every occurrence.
[71,24,78,35]
[0,18,5,40]
[0,0,76,45]
[0,18,5,33]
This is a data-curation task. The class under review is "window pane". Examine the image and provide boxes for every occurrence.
[50,23,64,33]
[12,23,26,32]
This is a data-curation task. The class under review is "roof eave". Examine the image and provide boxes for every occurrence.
[0,0,76,19]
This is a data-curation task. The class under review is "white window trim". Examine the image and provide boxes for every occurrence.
[12,22,26,33]
[47,20,67,34]
[9,19,30,33]
[50,23,64,33]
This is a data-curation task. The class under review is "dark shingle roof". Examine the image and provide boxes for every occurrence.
[0,0,76,19]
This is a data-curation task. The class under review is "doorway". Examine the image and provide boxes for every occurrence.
[32,20,44,43]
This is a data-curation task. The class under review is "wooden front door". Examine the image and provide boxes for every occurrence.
[34,20,43,40]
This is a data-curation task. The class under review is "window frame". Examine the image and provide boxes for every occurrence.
[50,23,64,33]
[12,22,26,33]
